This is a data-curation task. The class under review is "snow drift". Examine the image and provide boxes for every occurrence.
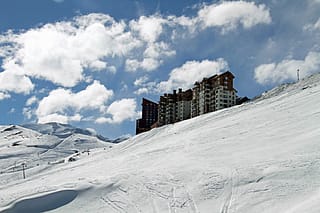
[0,73,320,212]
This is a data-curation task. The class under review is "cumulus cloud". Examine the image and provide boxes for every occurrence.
[0,13,141,88]
[197,1,271,32]
[133,76,159,95]
[134,88,150,95]
[95,98,140,124]
[125,57,162,72]
[134,82,158,95]
[0,61,34,94]
[38,113,82,124]
[125,41,176,72]
[0,1,273,103]
[130,15,167,43]
[124,15,175,72]
[158,59,229,92]
[36,81,113,123]
[26,96,38,106]
[134,76,149,86]
[0,1,272,95]
[124,1,270,71]
[254,51,320,85]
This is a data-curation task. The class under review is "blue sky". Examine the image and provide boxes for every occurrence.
[0,0,319,139]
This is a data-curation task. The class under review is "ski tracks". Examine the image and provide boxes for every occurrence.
[99,173,200,213]
[166,173,199,213]
[139,173,199,213]
[100,185,142,213]
[220,169,239,213]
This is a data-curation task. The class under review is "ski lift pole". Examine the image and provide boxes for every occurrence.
[297,69,300,81]
[22,162,26,179]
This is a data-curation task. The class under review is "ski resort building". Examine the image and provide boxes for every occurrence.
[191,71,236,117]
[158,89,193,126]
[136,98,158,134]
[136,71,237,134]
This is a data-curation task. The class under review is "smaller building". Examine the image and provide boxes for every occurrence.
[136,98,158,134]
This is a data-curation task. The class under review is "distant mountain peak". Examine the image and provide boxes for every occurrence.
[21,122,113,142]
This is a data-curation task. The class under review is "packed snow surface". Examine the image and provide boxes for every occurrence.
[1,73,320,212]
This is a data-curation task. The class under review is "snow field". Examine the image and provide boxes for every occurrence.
[0,73,320,212]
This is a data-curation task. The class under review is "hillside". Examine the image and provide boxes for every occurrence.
[0,73,320,213]
[0,123,116,185]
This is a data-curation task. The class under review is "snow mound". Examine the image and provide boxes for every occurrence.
[1,190,78,213]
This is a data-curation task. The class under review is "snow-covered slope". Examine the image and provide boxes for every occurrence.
[0,123,115,186]
[0,73,320,213]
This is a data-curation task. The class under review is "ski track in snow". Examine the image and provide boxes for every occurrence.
[220,169,239,213]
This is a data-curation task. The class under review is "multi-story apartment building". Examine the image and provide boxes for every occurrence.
[191,83,200,118]
[176,89,192,122]
[158,91,177,126]
[191,71,236,117]
[136,98,158,134]
[136,71,237,134]
[158,89,192,126]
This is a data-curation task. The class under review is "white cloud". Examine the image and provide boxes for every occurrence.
[0,92,10,100]
[254,51,320,85]
[96,98,139,124]
[23,107,34,120]
[0,1,272,92]
[26,96,38,106]
[130,15,167,43]
[38,113,82,124]
[144,42,176,59]
[123,1,270,72]
[125,42,175,72]
[0,61,34,94]
[0,2,273,100]
[134,88,149,95]
[169,15,197,29]
[36,81,113,123]
[315,18,320,30]
[125,58,161,72]
[95,117,111,124]
[89,60,108,71]
[133,75,158,95]
[134,76,149,86]
[304,18,320,31]
[0,14,141,88]
[158,59,229,92]
[197,1,271,32]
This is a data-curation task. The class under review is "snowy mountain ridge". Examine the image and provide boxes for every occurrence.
[21,122,112,142]
[0,73,320,213]
[0,123,120,186]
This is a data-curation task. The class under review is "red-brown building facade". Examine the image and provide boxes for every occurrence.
[136,98,158,134]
